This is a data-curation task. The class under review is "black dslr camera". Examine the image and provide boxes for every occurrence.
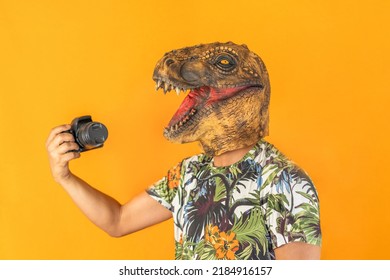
[69,115,108,152]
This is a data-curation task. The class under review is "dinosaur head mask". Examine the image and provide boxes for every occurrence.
[153,42,270,156]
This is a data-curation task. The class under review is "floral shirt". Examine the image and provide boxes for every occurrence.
[147,140,321,260]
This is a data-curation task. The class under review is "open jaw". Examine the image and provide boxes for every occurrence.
[154,78,261,138]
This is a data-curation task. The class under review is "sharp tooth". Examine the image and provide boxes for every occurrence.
[164,83,169,92]
[175,87,180,95]
[155,80,162,91]
[179,121,183,126]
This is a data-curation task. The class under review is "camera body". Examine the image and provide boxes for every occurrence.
[69,115,108,152]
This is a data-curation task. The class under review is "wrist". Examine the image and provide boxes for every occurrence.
[55,171,76,185]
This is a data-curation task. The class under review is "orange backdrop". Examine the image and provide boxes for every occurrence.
[0,0,389,260]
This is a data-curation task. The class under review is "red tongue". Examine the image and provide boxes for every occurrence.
[168,87,209,127]
[205,86,247,105]
[167,86,249,127]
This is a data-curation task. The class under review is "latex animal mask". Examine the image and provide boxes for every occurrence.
[153,42,270,156]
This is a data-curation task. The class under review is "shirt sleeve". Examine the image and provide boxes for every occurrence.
[265,166,322,249]
[146,161,183,212]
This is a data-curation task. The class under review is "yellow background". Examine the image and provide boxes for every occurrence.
[1,0,389,259]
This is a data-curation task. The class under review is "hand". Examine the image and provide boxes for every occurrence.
[46,124,81,183]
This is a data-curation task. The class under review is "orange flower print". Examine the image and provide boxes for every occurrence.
[167,164,181,189]
[204,225,220,245]
[213,231,239,260]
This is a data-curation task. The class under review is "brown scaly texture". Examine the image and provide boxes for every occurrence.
[153,41,270,156]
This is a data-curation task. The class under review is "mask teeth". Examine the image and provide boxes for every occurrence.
[155,80,162,91]
[175,87,180,95]
[189,108,197,116]
[168,108,198,132]
[155,79,188,95]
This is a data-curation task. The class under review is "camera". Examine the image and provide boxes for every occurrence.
[69,115,108,152]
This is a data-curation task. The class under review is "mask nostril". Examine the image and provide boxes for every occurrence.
[180,61,202,82]
[165,58,175,67]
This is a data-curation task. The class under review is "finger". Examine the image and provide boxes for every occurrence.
[49,147,80,165]
[55,132,76,146]
[52,151,80,167]
[46,124,71,147]
[48,131,76,151]
[57,141,80,154]
[62,151,81,162]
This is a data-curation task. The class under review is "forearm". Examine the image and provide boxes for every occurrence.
[46,125,172,238]
[275,243,321,259]
[58,173,122,236]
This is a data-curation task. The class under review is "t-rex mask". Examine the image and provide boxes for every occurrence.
[153,42,270,156]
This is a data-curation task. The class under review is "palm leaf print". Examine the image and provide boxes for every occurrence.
[231,208,268,259]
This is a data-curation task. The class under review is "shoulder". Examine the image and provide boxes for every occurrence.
[255,140,314,181]
[256,141,321,247]
[256,139,319,204]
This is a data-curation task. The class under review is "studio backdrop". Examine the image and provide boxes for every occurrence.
[0,0,389,259]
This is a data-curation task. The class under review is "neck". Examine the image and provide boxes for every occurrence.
[212,144,255,167]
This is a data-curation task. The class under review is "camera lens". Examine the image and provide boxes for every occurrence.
[76,122,108,149]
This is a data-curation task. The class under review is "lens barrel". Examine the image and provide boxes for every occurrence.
[76,122,108,149]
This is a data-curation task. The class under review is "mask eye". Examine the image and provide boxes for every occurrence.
[215,55,236,70]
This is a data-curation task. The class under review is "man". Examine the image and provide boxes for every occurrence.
[46,42,321,260]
